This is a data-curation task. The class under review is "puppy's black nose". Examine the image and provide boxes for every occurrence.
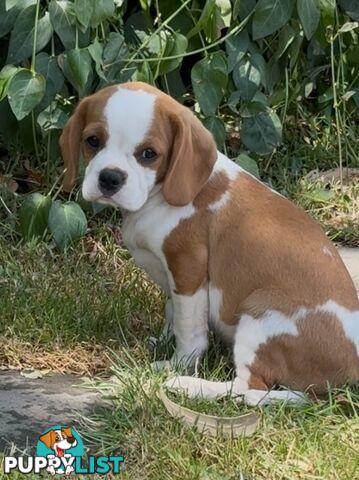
[98,168,127,196]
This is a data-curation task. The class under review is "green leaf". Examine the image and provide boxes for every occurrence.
[275,25,296,60]
[203,117,226,149]
[0,65,19,101]
[187,0,216,39]
[60,48,92,95]
[0,0,36,38]
[226,30,249,72]
[235,153,260,178]
[191,52,228,116]
[7,69,45,120]
[241,109,282,154]
[339,0,359,21]
[233,59,261,101]
[103,32,128,65]
[297,0,320,40]
[90,0,115,28]
[36,52,65,108]
[74,0,93,28]
[7,6,53,64]
[216,0,232,27]
[88,38,107,81]
[158,32,188,75]
[48,201,87,250]
[307,188,335,203]
[252,0,295,40]
[37,103,68,131]
[49,0,88,49]
[19,193,52,241]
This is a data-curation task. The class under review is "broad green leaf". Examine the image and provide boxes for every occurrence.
[226,30,249,72]
[61,48,92,95]
[252,0,295,40]
[0,0,36,38]
[308,188,335,203]
[275,25,295,60]
[7,69,45,120]
[7,6,53,64]
[241,109,282,154]
[187,0,216,39]
[49,0,88,49]
[0,65,19,101]
[191,52,228,117]
[90,0,115,27]
[238,0,256,20]
[88,39,107,81]
[37,103,68,131]
[203,117,226,149]
[19,193,52,241]
[216,0,232,27]
[158,32,188,75]
[103,32,128,66]
[316,0,335,45]
[48,201,87,249]
[339,0,359,21]
[297,0,320,39]
[233,59,261,101]
[74,0,93,28]
[36,52,65,108]
[235,153,260,178]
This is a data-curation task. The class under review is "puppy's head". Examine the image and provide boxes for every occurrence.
[60,82,217,210]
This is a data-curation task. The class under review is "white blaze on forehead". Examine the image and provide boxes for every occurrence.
[104,87,156,150]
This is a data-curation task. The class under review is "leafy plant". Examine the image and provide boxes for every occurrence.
[18,192,87,249]
[0,0,358,244]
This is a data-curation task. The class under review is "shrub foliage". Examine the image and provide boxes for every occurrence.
[0,0,358,157]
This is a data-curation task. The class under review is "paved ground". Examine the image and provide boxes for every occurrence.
[0,248,358,454]
[0,372,105,453]
[339,247,359,292]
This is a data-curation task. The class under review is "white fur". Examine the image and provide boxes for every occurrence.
[208,191,231,212]
[82,87,157,211]
[208,285,236,343]
[213,152,242,180]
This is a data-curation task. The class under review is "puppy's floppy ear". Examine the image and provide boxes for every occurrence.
[163,110,217,206]
[39,431,55,448]
[59,98,88,192]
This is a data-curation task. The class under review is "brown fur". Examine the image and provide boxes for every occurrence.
[163,171,359,393]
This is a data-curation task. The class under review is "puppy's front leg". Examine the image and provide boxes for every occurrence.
[153,288,208,370]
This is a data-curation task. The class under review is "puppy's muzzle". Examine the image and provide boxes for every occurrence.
[98,168,127,196]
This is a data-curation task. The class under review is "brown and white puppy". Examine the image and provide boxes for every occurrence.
[60,82,359,405]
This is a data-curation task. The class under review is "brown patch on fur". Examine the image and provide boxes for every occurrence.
[248,311,359,394]
[60,86,117,191]
[163,172,229,295]
[210,173,359,325]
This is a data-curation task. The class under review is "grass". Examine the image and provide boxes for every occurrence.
[0,224,358,479]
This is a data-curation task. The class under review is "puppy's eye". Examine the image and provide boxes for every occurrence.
[55,436,60,441]
[86,135,100,149]
[139,148,157,161]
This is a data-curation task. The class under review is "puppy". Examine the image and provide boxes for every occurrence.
[39,427,77,474]
[60,82,359,405]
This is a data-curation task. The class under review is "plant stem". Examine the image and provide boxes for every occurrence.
[330,33,343,187]
[30,0,41,73]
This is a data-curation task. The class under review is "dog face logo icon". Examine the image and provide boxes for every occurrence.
[36,426,84,475]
